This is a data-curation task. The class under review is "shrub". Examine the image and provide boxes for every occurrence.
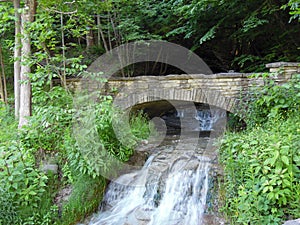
[65,95,154,179]
[0,143,50,224]
[219,75,300,224]
[20,86,74,152]
[0,84,153,224]
[219,115,300,224]
[246,73,300,127]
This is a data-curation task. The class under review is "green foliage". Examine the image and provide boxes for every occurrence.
[0,2,14,36]
[219,115,300,224]
[0,143,50,224]
[0,102,17,144]
[282,0,300,21]
[219,76,300,224]
[0,107,49,222]
[0,186,21,225]
[0,82,152,224]
[29,10,88,87]
[130,111,154,140]
[246,73,300,126]
[60,174,106,225]
[165,0,300,72]
[65,94,153,179]
[20,86,73,152]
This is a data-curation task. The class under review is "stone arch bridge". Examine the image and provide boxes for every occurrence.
[65,62,297,117]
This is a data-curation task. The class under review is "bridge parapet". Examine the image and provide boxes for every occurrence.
[266,62,300,79]
[63,62,299,114]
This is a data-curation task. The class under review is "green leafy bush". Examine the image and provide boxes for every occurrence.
[219,115,300,224]
[20,86,74,152]
[0,83,153,224]
[65,95,154,179]
[246,73,300,127]
[0,102,17,145]
[0,186,21,225]
[219,75,300,224]
[0,105,53,224]
[0,143,50,224]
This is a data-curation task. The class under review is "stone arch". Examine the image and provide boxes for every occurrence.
[113,87,239,114]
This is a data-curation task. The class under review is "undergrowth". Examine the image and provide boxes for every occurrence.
[219,74,300,224]
[0,85,153,225]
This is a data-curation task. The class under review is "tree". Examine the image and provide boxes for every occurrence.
[0,45,8,103]
[18,0,37,128]
[14,0,21,117]
[0,1,13,104]
[283,0,300,21]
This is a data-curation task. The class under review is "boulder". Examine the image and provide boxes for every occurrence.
[283,219,300,225]
[42,163,58,174]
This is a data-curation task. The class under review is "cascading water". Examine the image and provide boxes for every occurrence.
[163,106,227,132]
[85,105,225,225]
[88,138,212,225]
[195,109,227,131]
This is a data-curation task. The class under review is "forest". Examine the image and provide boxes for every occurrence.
[0,0,299,224]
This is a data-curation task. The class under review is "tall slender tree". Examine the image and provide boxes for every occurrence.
[13,0,21,117]
[0,45,7,103]
[18,0,37,128]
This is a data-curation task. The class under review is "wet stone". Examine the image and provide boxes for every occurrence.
[183,159,200,170]
[85,136,223,225]
[283,219,300,225]
[134,207,152,221]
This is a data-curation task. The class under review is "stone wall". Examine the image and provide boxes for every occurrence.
[62,62,299,114]
[266,62,300,79]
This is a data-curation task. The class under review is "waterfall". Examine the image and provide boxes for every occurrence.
[173,108,227,131]
[195,109,227,131]
[88,144,211,225]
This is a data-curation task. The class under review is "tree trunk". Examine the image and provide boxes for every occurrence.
[60,13,67,88]
[0,47,4,103]
[14,0,21,116]
[0,45,7,103]
[86,27,94,49]
[18,0,37,128]
[97,15,109,52]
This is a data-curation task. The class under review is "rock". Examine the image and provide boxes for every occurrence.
[134,207,152,221]
[55,185,72,206]
[140,139,148,145]
[128,150,149,167]
[202,214,226,225]
[283,219,300,225]
[42,163,58,174]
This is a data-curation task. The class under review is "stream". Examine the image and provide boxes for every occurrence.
[85,106,225,225]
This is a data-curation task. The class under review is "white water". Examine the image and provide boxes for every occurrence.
[88,144,211,225]
[175,108,226,131]
[86,107,224,225]
[195,109,227,131]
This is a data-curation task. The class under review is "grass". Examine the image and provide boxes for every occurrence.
[60,175,107,225]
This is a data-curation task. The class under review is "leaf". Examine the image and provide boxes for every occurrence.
[267,192,275,200]
[271,150,280,166]
[254,165,261,174]
[262,186,269,193]
[264,158,272,165]
[12,183,18,190]
[29,191,37,195]
[280,146,290,154]
[275,167,282,174]
[250,140,258,145]
[281,156,289,165]
[199,25,217,44]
